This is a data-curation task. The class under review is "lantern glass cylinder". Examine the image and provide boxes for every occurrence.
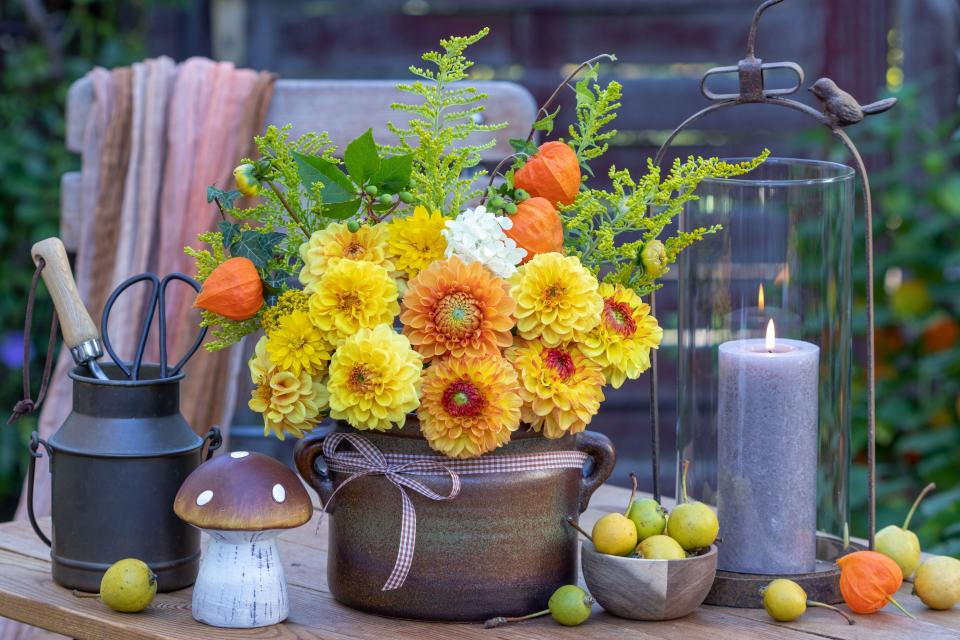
[676,158,855,574]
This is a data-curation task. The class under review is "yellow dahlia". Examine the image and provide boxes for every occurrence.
[327,324,422,431]
[308,260,399,345]
[299,222,394,290]
[261,290,310,335]
[387,206,448,279]
[509,253,602,346]
[401,256,515,361]
[248,336,328,440]
[418,355,522,459]
[580,283,663,388]
[265,310,331,376]
[507,338,605,439]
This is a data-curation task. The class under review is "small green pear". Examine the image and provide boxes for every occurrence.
[484,585,594,628]
[624,472,667,542]
[592,513,638,556]
[637,535,686,560]
[666,460,719,552]
[876,483,935,578]
[761,579,854,624]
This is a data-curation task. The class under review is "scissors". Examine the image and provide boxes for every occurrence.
[101,272,208,380]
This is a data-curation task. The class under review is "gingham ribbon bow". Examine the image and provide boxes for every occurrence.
[319,432,589,591]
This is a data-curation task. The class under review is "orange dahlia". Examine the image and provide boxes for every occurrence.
[507,338,605,439]
[401,256,516,361]
[418,355,522,458]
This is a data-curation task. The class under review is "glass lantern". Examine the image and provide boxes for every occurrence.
[676,158,855,576]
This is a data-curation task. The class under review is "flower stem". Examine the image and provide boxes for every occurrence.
[625,472,638,516]
[480,153,524,205]
[807,601,855,625]
[886,595,917,620]
[523,54,617,145]
[483,609,550,628]
[565,516,593,542]
[902,482,935,531]
[266,180,311,238]
[680,458,691,504]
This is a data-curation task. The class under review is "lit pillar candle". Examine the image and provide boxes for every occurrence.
[717,319,819,574]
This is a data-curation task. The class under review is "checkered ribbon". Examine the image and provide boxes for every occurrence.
[319,432,590,591]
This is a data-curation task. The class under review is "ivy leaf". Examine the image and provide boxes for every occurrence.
[575,67,599,108]
[216,220,240,250]
[207,185,241,211]
[343,128,381,185]
[229,230,285,269]
[292,150,357,204]
[324,198,362,220]
[509,138,538,157]
[372,154,413,194]
[262,269,292,297]
[532,106,560,136]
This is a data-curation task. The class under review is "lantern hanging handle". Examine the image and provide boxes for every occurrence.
[646,0,884,550]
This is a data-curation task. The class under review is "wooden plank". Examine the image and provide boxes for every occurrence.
[64,77,536,164]
[264,79,535,160]
[2,485,958,639]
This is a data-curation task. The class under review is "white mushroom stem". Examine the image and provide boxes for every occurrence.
[192,530,288,628]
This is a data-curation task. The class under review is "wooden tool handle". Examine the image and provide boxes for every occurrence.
[30,238,99,349]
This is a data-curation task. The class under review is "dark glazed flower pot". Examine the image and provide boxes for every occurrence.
[294,421,615,621]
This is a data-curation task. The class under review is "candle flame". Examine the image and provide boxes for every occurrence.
[758,284,765,311]
[765,318,776,351]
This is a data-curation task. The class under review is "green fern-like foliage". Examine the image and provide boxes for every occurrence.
[386,28,505,215]
[566,68,622,176]
[563,152,770,296]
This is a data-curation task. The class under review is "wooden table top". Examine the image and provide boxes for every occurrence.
[1,484,958,640]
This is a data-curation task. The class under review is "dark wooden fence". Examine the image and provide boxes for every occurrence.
[148,0,959,492]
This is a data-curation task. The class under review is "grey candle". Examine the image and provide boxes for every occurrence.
[717,322,819,575]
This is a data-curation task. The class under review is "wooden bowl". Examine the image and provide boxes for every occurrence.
[581,540,718,621]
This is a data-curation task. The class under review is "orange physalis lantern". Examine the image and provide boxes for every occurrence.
[194,257,264,321]
[513,141,581,207]
[836,551,914,618]
[503,197,564,265]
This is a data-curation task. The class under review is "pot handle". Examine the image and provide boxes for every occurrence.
[202,427,222,461]
[27,431,52,547]
[575,431,616,513]
[294,430,334,505]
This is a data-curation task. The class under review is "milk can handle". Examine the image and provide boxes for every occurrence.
[26,431,52,548]
[203,427,222,461]
[575,431,616,514]
[294,430,334,505]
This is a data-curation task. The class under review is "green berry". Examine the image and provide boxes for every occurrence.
[378,194,394,205]
[514,189,530,201]
[399,191,415,204]
[346,220,361,233]
[364,185,378,196]
[504,202,517,214]
[489,196,505,209]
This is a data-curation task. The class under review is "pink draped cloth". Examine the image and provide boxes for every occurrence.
[0,57,275,640]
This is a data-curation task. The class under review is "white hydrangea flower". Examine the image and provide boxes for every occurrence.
[442,205,527,279]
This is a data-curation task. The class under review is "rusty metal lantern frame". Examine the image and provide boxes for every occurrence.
[647,0,884,554]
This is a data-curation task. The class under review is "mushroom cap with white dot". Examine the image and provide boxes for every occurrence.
[173,450,312,531]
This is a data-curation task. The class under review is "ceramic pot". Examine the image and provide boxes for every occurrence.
[294,421,615,621]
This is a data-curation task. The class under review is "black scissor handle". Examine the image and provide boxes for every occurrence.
[158,272,208,378]
[101,273,160,379]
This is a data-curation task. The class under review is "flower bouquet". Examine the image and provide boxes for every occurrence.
[186,29,765,619]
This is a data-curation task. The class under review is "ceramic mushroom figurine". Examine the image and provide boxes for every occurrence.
[174,451,312,628]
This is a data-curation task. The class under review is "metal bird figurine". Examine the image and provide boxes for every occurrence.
[809,78,897,127]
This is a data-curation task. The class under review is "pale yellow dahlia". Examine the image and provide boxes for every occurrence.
[509,253,603,346]
[265,310,331,376]
[248,336,328,440]
[308,260,399,345]
[387,206,448,279]
[418,355,522,459]
[580,283,663,388]
[327,324,422,431]
[401,256,515,361]
[507,338,605,439]
[299,222,394,290]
